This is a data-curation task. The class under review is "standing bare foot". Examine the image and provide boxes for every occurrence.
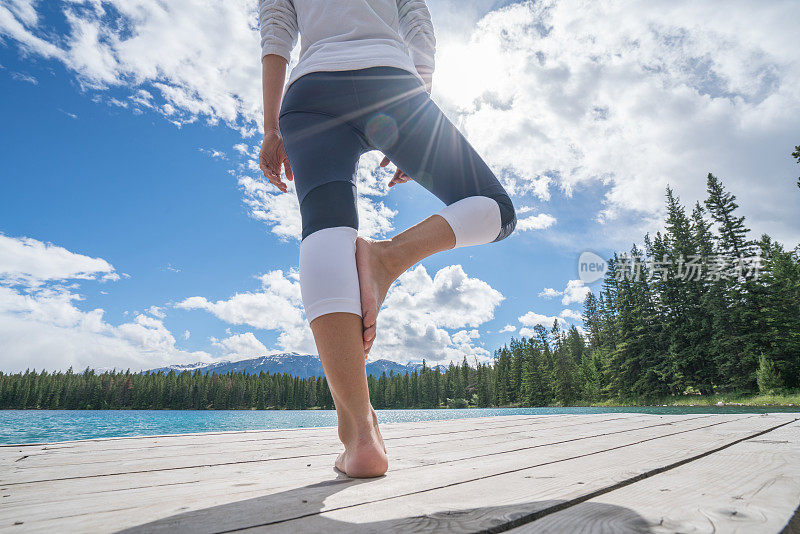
[355,237,400,357]
[334,407,388,478]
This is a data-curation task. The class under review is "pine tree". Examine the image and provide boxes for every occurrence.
[582,291,601,349]
[704,173,758,391]
[660,188,714,393]
[792,144,800,189]
[756,353,783,394]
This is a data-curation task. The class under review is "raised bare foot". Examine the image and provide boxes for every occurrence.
[355,237,399,357]
[334,407,388,478]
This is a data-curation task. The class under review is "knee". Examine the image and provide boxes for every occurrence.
[299,226,362,323]
[489,193,516,242]
[298,181,363,323]
[299,180,359,240]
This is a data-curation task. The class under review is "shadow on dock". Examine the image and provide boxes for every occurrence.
[116,473,652,533]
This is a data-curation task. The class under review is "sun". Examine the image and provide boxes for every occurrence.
[432,39,511,110]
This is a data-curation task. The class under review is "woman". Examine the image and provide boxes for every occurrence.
[258,0,516,478]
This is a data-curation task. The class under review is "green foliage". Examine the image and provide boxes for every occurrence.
[756,353,783,394]
[579,172,799,401]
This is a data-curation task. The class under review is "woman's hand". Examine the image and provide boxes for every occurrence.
[380,156,412,188]
[259,127,293,193]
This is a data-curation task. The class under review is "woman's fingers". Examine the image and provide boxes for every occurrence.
[264,164,286,192]
[364,334,375,356]
[282,153,294,181]
[259,132,291,193]
[260,159,287,193]
[380,155,413,187]
[388,167,399,186]
[388,169,411,187]
[258,153,271,178]
[269,174,287,193]
[261,156,287,192]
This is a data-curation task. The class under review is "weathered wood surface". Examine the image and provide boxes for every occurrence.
[0,413,797,533]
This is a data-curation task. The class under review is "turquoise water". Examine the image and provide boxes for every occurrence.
[1,406,798,445]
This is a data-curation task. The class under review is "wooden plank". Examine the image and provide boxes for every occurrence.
[0,413,576,451]
[0,413,633,468]
[0,414,644,470]
[0,414,668,484]
[510,421,800,533]
[278,415,798,534]
[0,413,685,517]
[3,414,791,533]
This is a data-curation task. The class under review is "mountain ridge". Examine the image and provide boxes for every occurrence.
[146,352,448,379]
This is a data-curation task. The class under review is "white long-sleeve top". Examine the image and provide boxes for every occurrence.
[258,0,436,90]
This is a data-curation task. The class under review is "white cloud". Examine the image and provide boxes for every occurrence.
[518,328,535,338]
[58,108,78,119]
[561,279,591,306]
[10,71,37,84]
[538,287,561,299]
[559,308,583,322]
[238,175,303,241]
[177,262,502,365]
[0,311,208,373]
[451,329,480,345]
[518,311,561,330]
[516,212,556,231]
[539,280,591,305]
[435,0,800,246]
[177,270,305,331]
[211,332,267,361]
[199,148,226,159]
[0,233,116,287]
[147,305,165,319]
[0,1,65,60]
[175,269,317,354]
[372,264,503,363]
[4,1,796,246]
[499,324,516,333]
[0,234,209,372]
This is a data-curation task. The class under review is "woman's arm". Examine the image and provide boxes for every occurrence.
[259,55,293,192]
[396,0,436,92]
[262,54,287,135]
[258,0,298,192]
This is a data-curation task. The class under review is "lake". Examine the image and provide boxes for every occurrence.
[1,406,798,445]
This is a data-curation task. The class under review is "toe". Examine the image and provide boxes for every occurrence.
[363,324,376,342]
[362,307,377,330]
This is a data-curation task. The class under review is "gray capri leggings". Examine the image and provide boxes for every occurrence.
[278,65,516,322]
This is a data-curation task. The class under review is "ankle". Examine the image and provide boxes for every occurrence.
[379,238,410,279]
[338,407,378,442]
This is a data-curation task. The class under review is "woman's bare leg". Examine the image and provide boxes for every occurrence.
[308,214,454,478]
[310,311,388,478]
[357,214,456,354]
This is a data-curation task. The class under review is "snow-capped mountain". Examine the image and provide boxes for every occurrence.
[146,352,447,379]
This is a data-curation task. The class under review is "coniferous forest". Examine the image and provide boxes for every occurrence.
[1,170,798,410]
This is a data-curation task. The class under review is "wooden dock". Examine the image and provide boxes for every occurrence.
[1,413,799,533]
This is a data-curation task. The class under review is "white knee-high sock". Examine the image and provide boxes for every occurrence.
[436,196,502,248]
[299,226,362,323]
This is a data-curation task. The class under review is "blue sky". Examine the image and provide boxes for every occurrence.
[1,0,798,373]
